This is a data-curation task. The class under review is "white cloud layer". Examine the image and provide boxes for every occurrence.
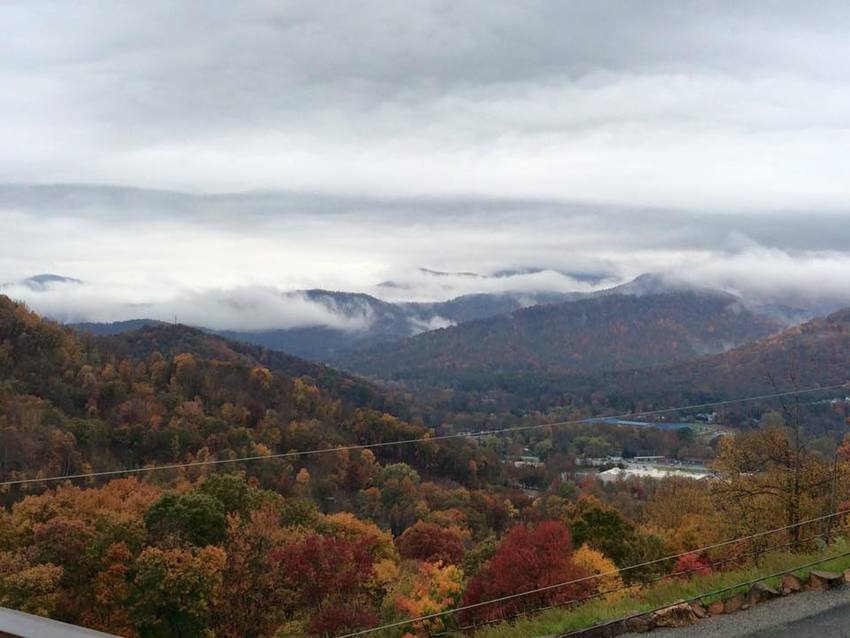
[3,188,850,329]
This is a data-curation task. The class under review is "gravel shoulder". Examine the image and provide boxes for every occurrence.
[622,585,850,638]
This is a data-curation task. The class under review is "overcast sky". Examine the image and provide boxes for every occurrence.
[2,1,850,327]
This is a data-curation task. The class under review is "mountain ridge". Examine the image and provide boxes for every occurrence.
[338,289,787,380]
[11,271,815,365]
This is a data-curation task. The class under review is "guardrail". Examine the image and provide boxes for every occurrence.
[0,607,123,638]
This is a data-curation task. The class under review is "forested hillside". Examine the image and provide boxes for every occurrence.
[0,295,673,636]
[0,295,477,492]
[2,295,850,638]
[582,306,850,408]
[341,291,783,380]
[403,307,850,421]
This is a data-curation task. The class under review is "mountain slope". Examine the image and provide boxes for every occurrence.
[0,295,429,488]
[0,293,414,417]
[585,306,850,406]
[67,287,593,362]
[214,289,420,360]
[218,289,590,360]
[217,277,808,364]
[339,291,785,380]
[68,289,442,361]
[39,272,809,364]
[407,290,583,324]
[409,307,850,416]
[101,320,416,418]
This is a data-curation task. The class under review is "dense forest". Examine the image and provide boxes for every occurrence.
[2,295,850,637]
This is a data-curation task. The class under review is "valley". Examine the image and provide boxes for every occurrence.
[2,281,850,637]
[4,4,850,637]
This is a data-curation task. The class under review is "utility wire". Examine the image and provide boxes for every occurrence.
[2,382,846,487]
[336,507,850,638]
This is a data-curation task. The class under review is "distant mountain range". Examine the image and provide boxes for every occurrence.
[15,273,83,290]
[69,287,588,360]
[12,272,811,366]
[467,305,850,415]
[10,270,850,422]
[66,288,850,424]
[338,289,787,380]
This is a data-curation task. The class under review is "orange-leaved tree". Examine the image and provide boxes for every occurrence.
[388,560,464,636]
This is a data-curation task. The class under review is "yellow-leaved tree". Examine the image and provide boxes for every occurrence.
[386,560,464,637]
[572,544,626,601]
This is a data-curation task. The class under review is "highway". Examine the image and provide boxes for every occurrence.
[748,600,850,637]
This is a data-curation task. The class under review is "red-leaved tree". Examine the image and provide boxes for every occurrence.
[395,521,465,565]
[272,533,378,636]
[672,552,711,578]
[461,521,592,623]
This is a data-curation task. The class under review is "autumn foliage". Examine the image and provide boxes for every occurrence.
[572,544,624,601]
[461,521,592,623]
[390,560,464,635]
[3,296,850,637]
[272,534,378,636]
[396,521,465,565]
[672,552,712,578]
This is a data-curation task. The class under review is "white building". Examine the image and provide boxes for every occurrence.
[596,464,713,483]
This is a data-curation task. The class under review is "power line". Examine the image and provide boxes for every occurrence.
[2,382,846,487]
[335,507,850,638]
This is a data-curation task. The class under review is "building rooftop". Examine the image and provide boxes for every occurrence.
[597,465,713,483]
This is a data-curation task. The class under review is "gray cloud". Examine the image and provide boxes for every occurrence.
[3,2,850,208]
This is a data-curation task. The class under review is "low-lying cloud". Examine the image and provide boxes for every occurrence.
[374,268,611,303]
[5,217,850,333]
[678,248,850,313]
[3,185,850,331]
[1,282,375,332]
